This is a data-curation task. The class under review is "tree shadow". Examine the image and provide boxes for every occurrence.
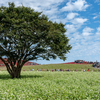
[0,74,44,80]
[0,74,11,80]
[21,75,44,79]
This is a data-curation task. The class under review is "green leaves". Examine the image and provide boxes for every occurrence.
[0,2,71,68]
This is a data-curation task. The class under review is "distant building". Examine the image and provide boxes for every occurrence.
[74,60,94,64]
[74,60,84,63]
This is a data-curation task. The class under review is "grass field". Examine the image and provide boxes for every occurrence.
[22,64,95,71]
[0,71,100,100]
[0,63,99,72]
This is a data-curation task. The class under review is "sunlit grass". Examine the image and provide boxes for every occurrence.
[0,64,98,72]
[0,71,100,99]
[22,64,98,72]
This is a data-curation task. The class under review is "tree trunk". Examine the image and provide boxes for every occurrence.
[0,57,22,78]
[10,67,22,78]
[6,65,22,78]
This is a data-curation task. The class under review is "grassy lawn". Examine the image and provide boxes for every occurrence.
[20,64,100,72]
[0,71,100,99]
[0,63,98,72]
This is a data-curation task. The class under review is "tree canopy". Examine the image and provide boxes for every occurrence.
[0,2,72,78]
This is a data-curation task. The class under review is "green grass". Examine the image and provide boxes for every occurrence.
[0,64,99,72]
[22,64,99,72]
[0,71,100,99]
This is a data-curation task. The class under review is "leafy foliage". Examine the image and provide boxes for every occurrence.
[0,3,72,78]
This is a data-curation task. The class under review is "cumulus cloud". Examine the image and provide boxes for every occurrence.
[61,0,89,11]
[96,27,100,35]
[65,24,80,35]
[0,0,64,17]
[72,18,88,24]
[67,12,79,20]
[65,14,88,35]
[82,27,94,36]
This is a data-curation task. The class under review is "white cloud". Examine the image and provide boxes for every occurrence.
[72,18,88,24]
[67,12,79,20]
[65,24,79,35]
[67,32,100,62]
[65,17,88,36]
[93,16,98,19]
[69,32,82,44]
[61,0,89,11]
[95,0,100,4]
[96,27,100,35]
[97,27,100,31]
[26,0,62,17]
[93,13,100,19]
[0,0,64,17]
[82,27,94,36]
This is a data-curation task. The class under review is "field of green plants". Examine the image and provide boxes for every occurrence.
[22,64,96,71]
[0,71,100,100]
[0,63,99,72]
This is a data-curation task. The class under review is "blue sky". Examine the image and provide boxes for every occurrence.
[1,0,100,64]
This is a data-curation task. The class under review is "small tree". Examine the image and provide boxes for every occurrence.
[0,3,72,78]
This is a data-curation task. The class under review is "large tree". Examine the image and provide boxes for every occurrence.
[0,3,72,78]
